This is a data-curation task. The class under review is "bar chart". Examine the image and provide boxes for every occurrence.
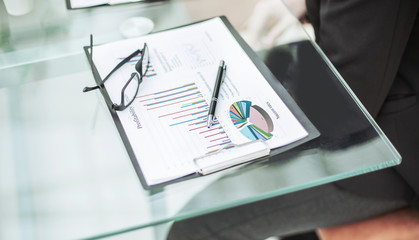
[137,82,232,151]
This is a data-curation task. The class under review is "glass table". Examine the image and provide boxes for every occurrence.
[0,0,400,239]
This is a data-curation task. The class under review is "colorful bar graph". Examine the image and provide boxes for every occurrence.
[137,83,231,150]
[118,54,157,78]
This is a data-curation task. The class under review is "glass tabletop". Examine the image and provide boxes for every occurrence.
[0,0,400,239]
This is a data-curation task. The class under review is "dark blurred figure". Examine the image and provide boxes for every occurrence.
[167,1,419,239]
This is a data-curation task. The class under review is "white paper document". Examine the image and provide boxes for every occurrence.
[90,17,309,186]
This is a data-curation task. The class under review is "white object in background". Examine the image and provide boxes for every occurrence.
[119,17,154,38]
[3,0,34,16]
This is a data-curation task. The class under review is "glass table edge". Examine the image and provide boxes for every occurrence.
[82,157,400,239]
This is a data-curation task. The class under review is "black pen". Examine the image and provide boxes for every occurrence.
[207,60,227,128]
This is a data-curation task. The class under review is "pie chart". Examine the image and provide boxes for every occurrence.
[229,100,274,141]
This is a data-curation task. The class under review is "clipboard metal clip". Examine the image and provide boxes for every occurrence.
[193,140,270,175]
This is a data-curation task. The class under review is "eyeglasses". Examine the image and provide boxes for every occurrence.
[83,35,150,111]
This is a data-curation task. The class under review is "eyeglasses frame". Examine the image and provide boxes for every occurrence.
[83,34,149,111]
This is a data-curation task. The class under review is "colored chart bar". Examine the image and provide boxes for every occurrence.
[138,82,231,151]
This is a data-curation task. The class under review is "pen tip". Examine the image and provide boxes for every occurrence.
[207,115,213,128]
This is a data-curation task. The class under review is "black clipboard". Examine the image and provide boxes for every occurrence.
[66,0,164,10]
[83,16,320,190]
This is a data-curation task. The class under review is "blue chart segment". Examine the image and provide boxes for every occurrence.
[230,101,274,141]
[137,83,232,150]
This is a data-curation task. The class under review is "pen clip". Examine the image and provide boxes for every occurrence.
[221,64,227,82]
